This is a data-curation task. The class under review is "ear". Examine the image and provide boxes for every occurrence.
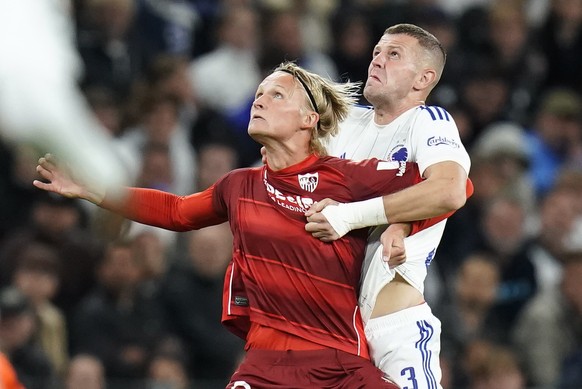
[301,111,319,130]
[413,68,437,92]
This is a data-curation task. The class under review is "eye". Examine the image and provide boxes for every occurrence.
[255,92,263,99]
[372,50,380,58]
[274,92,283,99]
[390,50,399,58]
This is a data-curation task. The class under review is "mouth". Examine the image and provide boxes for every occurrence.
[251,114,264,120]
[368,74,381,83]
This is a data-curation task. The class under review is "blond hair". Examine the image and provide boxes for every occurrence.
[273,62,360,155]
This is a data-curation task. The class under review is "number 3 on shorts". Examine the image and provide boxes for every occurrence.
[401,366,418,389]
[232,381,251,389]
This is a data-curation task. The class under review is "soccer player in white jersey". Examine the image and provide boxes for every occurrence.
[0,0,126,194]
[305,24,471,389]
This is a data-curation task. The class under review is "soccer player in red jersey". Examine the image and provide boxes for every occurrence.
[34,62,445,388]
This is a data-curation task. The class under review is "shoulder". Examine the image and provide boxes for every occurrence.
[337,105,375,136]
[346,104,374,120]
[319,155,383,171]
[212,167,261,196]
[414,105,454,123]
[217,167,259,183]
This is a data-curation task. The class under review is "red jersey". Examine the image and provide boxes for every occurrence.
[0,353,25,389]
[109,154,422,358]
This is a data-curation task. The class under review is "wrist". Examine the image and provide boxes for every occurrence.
[81,186,106,205]
[387,222,412,238]
[321,197,388,238]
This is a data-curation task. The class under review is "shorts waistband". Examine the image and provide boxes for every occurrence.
[244,348,364,367]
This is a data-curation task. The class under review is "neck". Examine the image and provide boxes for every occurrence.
[372,99,425,126]
[264,144,311,171]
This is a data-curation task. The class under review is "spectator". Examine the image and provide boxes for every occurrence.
[477,193,537,334]
[196,140,240,191]
[435,252,502,387]
[524,88,582,197]
[116,92,197,196]
[11,243,68,375]
[465,340,526,389]
[0,287,55,389]
[146,347,190,389]
[65,354,106,389]
[69,240,167,380]
[537,0,582,93]
[513,251,582,387]
[529,186,580,292]
[189,4,261,116]
[0,192,103,318]
[259,7,338,80]
[76,0,150,98]
[330,10,374,103]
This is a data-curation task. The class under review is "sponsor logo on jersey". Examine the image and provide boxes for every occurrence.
[298,172,319,192]
[377,160,407,176]
[234,296,249,306]
[427,136,460,148]
[263,170,315,213]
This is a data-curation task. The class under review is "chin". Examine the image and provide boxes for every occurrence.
[248,128,266,144]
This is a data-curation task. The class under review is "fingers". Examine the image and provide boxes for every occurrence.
[305,222,340,241]
[305,198,336,217]
[38,154,57,171]
[35,154,59,189]
[305,220,328,233]
[305,212,328,224]
[383,244,406,268]
[32,180,51,191]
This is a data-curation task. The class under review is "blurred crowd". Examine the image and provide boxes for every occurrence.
[0,0,582,388]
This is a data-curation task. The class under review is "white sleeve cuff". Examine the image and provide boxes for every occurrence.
[320,197,388,238]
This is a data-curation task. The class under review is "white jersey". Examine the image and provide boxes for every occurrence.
[0,0,127,193]
[327,105,470,323]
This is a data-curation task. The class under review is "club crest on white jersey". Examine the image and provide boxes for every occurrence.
[298,172,319,192]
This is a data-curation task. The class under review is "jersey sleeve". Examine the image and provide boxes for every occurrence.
[343,159,422,200]
[413,106,471,176]
[102,185,227,231]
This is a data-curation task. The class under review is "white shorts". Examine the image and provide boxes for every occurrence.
[365,303,443,389]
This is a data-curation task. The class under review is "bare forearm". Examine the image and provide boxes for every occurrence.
[383,175,467,223]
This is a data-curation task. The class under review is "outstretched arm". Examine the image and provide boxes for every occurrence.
[33,154,225,231]
[33,153,108,204]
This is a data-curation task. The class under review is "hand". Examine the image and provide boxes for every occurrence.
[380,223,411,269]
[305,198,340,242]
[33,153,104,203]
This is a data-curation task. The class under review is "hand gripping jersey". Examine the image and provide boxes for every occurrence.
[327,105,471,323]
[112,154,422,358]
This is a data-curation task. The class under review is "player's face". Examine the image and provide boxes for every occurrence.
[248,71,309,143]
[363,34,422,104]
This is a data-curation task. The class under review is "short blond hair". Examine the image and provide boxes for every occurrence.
[273,62,360,155]
[385,24,446,85]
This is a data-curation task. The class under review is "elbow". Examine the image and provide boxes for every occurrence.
[443,187,467,211]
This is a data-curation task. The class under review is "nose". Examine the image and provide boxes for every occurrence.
[253,94,265,109]
[371,52,384,68]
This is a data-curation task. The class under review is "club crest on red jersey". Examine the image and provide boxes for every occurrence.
[298,172,318,192]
